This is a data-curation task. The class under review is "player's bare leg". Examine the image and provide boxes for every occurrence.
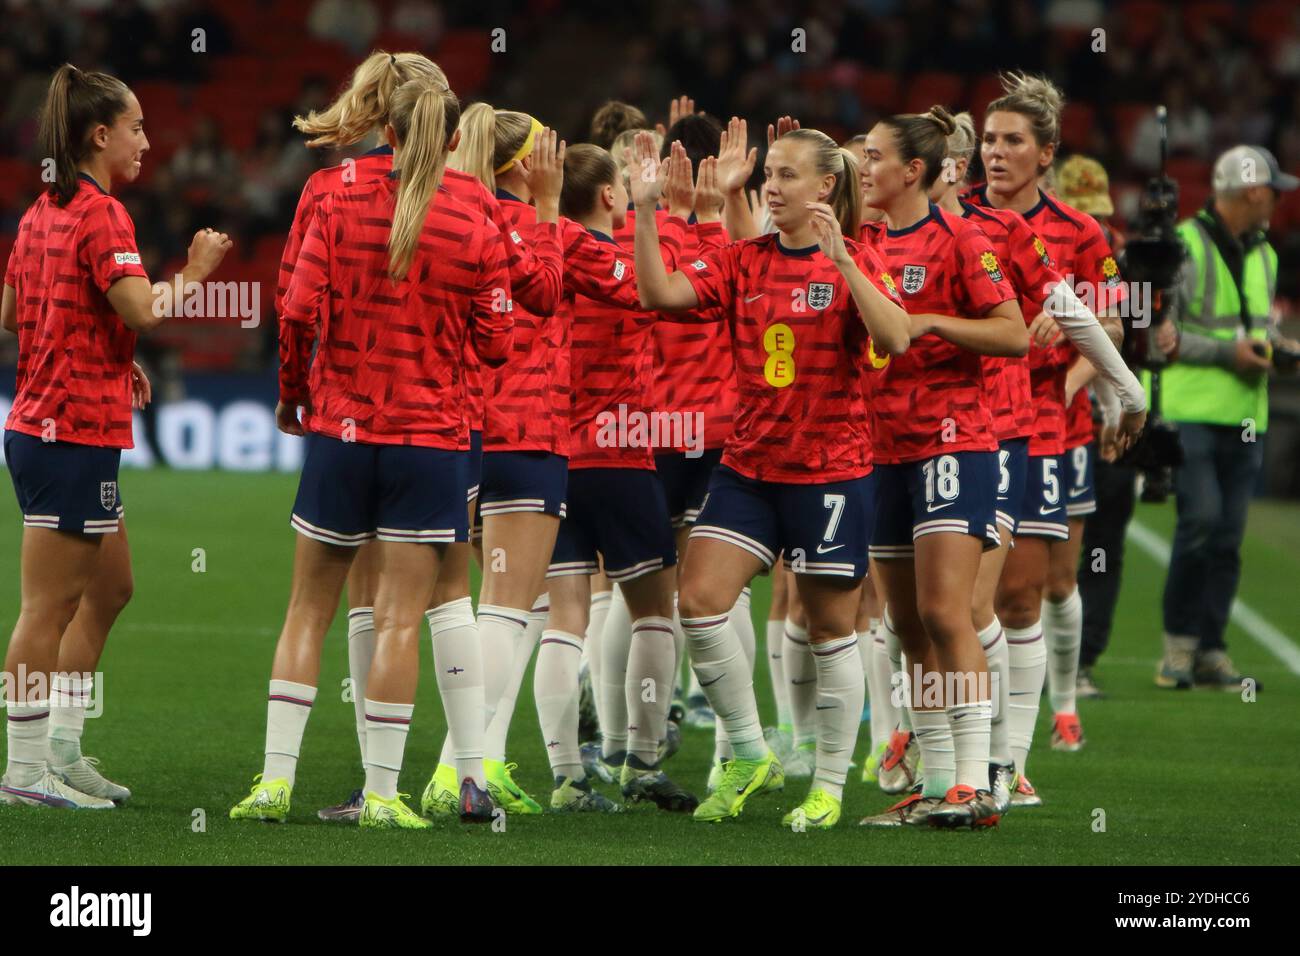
[2,527,109,807]
[47,521,135,801]
[762,562,795,762]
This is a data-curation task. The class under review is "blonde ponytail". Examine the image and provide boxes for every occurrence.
[387,78,460,280]
[448,103,537,192]
[294,51,449,148]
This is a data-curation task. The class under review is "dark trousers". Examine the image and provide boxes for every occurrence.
[1161,422,1264,651]
[1077,459,1137,669]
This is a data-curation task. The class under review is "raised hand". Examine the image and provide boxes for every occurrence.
[187,227,232,281]
[629,130,667,208]
[716,116,756,195]
[664,141,695,218]
[655,95,696,136]
[766,115,801,147]
[523,127,566,214]
[807,201,848,263]
[694,156,725,221]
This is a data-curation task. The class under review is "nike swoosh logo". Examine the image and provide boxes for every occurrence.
[1039,506,1061,515]
[815,704,837,710]
[815,543,844,554]
[926,501,954,513]
[1068,488,1087,497]
[744,293,765,303]
[807,811,832,824]
[791,677,816,685]
[700,675,723,687]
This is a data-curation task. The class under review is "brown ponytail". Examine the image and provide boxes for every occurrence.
[879,105,957,189]
[38,64,131,206]
[387,77,460,280]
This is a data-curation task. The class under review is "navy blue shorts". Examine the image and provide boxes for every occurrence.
[4,430,123,535]
[996,437,1030,536]
[691,465,874,578]
[870,452,1000,559]
[1064,441,1096,518]
[548,467,676,582]
[474,450,569,536]
[291,432,469,546]
[654,448,723,528]
[466,429,483,503]
[1015,453,1070,540]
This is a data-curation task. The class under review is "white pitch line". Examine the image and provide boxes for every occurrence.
[1127,519,1300,676]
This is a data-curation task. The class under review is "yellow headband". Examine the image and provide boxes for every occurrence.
[495,117,544,175]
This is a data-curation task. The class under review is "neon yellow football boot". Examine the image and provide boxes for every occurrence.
[229,774,291,823]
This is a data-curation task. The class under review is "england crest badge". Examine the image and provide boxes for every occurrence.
[807,282,834,310]
[100,481,118,512]
[901,264,927,294]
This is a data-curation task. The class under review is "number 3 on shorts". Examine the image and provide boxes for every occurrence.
[822,493,845,543]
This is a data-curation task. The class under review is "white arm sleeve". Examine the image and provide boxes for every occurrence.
[1045,279,1147,414]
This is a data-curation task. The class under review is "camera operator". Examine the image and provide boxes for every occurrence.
[1156,145,1300,690]
[1060,156,1177,698]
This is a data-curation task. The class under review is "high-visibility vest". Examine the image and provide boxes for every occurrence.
[1159,215,1275,431]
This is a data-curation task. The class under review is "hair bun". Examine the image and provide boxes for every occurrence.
[925,105,956,136]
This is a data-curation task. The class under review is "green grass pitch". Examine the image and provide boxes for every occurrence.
[1,468,1298,865]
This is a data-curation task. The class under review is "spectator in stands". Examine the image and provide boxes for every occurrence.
[308,0,379,56]
[1130,78,1211,172]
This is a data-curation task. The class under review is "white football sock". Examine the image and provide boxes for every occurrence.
[1043,588,1083,715]
[5,700,49,785]
[587,591,610,735]
[868,625,899,748]
[363,698,413,800]
[427,597,486,788]
[765,618,791,728]
[883,609,912,732]
[477,603,530,758]
[714,589,758,763]
[912,708,955,798]
[48,672,92,767]
[1007,623,1047,775]
[263,680,316,786]
[346,607,375,770]
[598,585,633,760]
[535,629,584,779]
[784,618,816,748]
[979,617,1012,766]
[947,699,993,791]
[682,613,765,760]
[625,616,676,764]
[811,634,865,802]
[482,596,542,762]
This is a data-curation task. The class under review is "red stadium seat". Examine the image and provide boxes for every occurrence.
[1117,0,1167,48]
[857,70,901,112]
[1184,1,1236,42]
[436,29,493,97]
[904,72,966,115]
[1112,102,1150,155]
[1059,102,1097,151]
[1248,1,1297,52]
[969,74,1006,119]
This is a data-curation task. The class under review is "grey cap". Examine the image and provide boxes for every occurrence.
[1212,145,1299,193]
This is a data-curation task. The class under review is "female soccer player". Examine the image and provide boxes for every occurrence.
[2,64,229,809]
[274,55,563,823]
[416,101,570,817]
[230,75,513,829]
[854,107,1028,830]
[971,73,1145,804]
[633,128,913,827]
[536,142,703,813]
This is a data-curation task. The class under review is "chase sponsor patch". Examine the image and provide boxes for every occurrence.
[113,252,142,265]
[691,259,708,271]
[613,259,627,281]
